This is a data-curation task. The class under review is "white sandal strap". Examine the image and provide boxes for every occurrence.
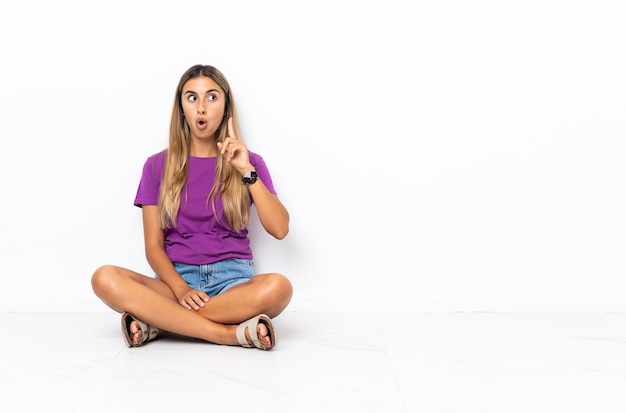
[122,312,161,347]
[236,314,275,350]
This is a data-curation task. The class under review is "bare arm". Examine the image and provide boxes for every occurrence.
[218,117,289,239]
[247,178,289,239]
[142,205,209,309]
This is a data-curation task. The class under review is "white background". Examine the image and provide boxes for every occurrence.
[0,0,624,313]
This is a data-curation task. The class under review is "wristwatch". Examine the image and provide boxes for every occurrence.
[242,170,258,185]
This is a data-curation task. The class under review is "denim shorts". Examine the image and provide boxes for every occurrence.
[167,259,255,297]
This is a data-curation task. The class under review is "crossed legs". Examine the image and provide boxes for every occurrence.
[91,265,293,347]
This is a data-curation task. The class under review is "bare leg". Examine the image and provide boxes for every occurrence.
[192,273,293,325]
[91,265,292,347]
[91,265,233,343]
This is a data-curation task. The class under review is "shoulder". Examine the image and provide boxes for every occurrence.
[248,150,266,166]
[247,150,275,192]
[140,149,167,178]
[146,149,168,164]
[143,149,167,168]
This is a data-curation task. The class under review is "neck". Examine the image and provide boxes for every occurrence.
[190,139,218,157]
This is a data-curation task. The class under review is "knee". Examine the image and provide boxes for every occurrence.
[91,265,120,298]
[261,273,293,307]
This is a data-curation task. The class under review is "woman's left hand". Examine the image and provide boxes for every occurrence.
[217,117,252,174]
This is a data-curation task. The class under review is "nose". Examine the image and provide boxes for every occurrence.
[197,101,206,114]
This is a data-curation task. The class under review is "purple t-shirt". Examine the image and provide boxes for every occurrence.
[133,150,277,265]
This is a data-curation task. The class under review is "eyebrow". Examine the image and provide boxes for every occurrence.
[183,88,222,95]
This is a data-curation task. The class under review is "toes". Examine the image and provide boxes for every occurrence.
[129,321,142,345]
[257,322,271,348]
[129,320,139,334]
[239,316,274,350]
[244,322,271,347]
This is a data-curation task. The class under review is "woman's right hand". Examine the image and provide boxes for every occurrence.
[177,288,210,310]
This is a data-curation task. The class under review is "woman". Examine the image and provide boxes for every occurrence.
[91,64,293,350]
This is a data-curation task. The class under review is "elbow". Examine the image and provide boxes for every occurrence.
[271,225,289,240]
[264,210,289,240]
[274,230,288,240]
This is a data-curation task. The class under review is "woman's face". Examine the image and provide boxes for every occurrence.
[181,76,226,141]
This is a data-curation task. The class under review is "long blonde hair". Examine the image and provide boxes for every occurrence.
[157,65,251,232]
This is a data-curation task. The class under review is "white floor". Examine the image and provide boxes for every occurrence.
[1,311,625,413]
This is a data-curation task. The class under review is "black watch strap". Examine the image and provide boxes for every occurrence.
[242,170,258,185]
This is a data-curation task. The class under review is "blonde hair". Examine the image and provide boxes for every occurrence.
[157,65,251,232]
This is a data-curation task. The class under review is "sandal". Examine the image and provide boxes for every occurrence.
[236,314,276,350]
[121,312,162,347]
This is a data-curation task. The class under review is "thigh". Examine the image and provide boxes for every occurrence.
[197,272,292,323]
[103,264,177,301]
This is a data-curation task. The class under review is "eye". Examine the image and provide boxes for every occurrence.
[208,94,217,101]
[187,95,198,102]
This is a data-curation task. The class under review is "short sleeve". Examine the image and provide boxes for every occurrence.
[133,151,166,208]
[249,151,277,195]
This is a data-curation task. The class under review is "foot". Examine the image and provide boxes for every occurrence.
[132,319,272,348]
[235,314,275,350]
[244,319,272,348]
[129,320,142,346]
[130,319,272,348]
[121,312,163,348]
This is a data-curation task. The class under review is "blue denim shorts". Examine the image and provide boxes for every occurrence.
[167,259,255,297]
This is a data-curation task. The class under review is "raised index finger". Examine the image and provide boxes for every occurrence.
[227,117,237,140]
